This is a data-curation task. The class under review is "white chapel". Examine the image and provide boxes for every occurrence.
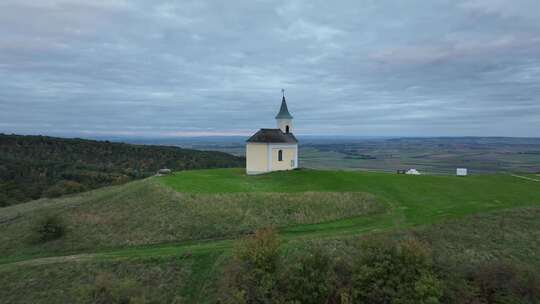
[246,91,299,175]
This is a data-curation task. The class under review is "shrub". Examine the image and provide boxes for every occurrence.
[219,235,445,304]
[83,272,145,304]
[435,258,540,304]
[0,192,9,207]
[44,180,85,198]
[467,262,540,304]
[235,228,281,273]
[219,228,281,304]
[350,237,442,304]
[34,214,66,242]
[279,246,339,304]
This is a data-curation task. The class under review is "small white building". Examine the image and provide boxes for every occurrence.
[245,91,298,175]
[456,168,468,176]
[406,168,421,175]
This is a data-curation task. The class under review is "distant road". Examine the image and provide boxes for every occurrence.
[511,174,540,182]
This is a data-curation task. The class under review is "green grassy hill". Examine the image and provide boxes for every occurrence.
[1,168,539,303]
[162,168,540,226]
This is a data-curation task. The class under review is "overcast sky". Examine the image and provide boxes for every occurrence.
[1,0,539,138]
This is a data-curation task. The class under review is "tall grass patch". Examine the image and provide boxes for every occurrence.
[0,179,383,257]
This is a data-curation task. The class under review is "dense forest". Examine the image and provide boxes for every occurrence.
[0,134,244,207]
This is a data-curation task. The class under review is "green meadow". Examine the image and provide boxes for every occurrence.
[1,168,540,303]
[162,168,540,226]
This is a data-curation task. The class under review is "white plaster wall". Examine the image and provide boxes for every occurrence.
[276,118,293,134]
[246,143,269,174]
[270,144,298,171]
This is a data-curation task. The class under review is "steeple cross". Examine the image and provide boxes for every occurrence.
[281,88,285,98]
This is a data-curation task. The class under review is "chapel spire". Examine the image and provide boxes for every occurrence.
[275,89,293,119]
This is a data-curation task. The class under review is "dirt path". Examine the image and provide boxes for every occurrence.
[511,174,540,182]
[0,254,97,270]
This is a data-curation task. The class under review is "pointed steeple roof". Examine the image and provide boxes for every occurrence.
[275,94,293,119]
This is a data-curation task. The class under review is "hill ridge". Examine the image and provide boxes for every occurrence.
[0,133,244,206]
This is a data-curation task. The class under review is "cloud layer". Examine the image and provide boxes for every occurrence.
[1,0,539,137]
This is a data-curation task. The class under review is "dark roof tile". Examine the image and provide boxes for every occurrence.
[246,129,298,143]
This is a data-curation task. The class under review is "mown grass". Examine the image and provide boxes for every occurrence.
[162,168,540,226]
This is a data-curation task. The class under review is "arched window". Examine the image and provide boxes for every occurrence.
[278,150,283,161]
[285,125,290,133]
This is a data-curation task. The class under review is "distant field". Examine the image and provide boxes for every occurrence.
[171,136,540,174]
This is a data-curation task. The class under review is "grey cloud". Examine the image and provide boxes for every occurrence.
[0,0,539,137]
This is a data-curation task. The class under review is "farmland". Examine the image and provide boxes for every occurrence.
[161,136,540,174]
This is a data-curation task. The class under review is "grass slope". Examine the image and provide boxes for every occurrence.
[2,168,539,260]
[1,168,540,303]
[2,207,539,304]
[0,177,381,258]
[162,168,540,226]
